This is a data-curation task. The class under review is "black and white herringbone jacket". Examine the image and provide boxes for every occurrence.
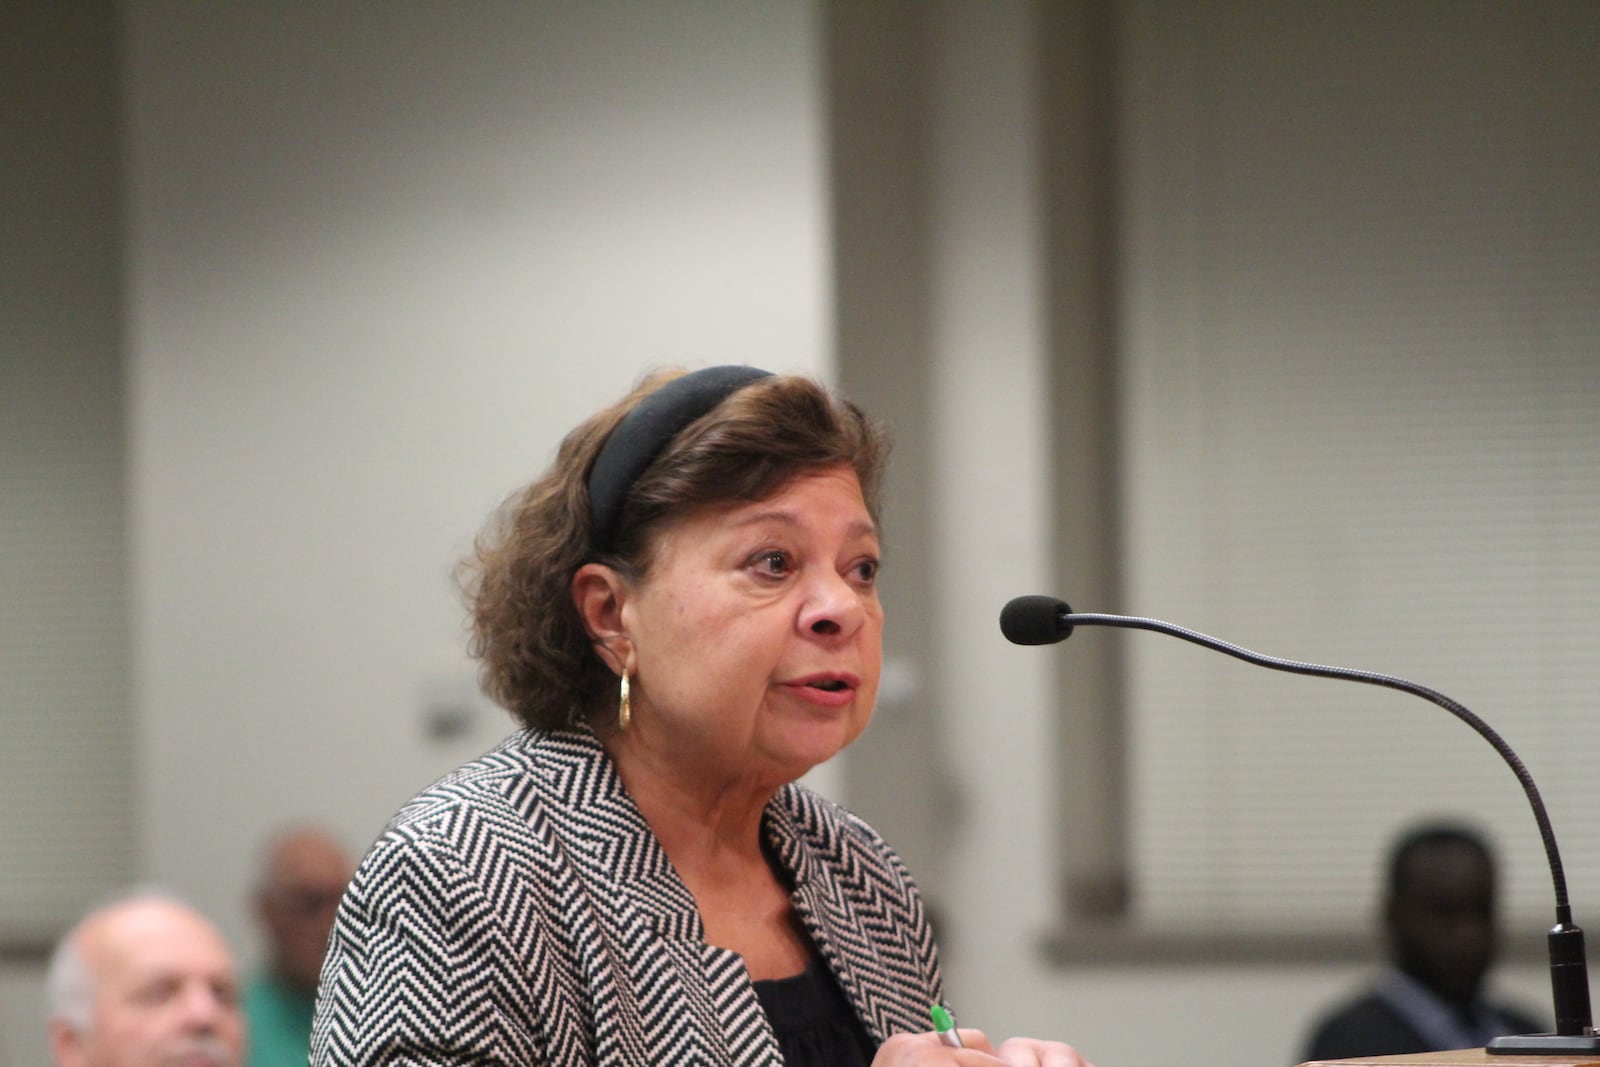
[310,728,944,1065]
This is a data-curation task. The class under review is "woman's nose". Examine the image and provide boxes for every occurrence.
[800,572,866,637]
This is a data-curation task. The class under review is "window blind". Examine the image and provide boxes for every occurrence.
[1118,1,1600,936]
[0,2,135,950]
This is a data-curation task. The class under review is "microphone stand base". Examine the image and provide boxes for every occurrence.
[1487,1033,1600,1055]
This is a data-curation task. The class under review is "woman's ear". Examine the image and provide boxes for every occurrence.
[572,562,630,675]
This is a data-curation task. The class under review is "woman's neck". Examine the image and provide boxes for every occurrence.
[604,730,775,874]
[604,730,813,978]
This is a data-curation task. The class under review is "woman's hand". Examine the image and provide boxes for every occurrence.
[987,1035,1095,1067]
[872,1030,1095,1066]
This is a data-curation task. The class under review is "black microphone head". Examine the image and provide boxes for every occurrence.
[1000,595,1074,645]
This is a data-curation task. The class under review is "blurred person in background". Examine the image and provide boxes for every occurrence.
[1300,821,1544,1060]
[244,824,353,1067]
[47,890,244,1067]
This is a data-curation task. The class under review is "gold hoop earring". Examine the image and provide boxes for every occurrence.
[618,672,631,731]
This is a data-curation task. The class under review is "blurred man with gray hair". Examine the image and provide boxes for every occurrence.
[46,891,244,1067]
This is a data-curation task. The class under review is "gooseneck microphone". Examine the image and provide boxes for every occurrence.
[1001,593,1599,1055]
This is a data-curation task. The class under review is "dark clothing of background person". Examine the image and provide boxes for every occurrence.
[1302,967,1544,1061]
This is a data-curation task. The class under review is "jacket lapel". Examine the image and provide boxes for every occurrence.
[536,731,782,1065]
[766,785,942,1045]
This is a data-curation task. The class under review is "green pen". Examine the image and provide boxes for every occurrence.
[930,1004,965,1048]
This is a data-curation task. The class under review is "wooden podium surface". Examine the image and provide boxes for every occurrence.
[1299,1051,1600,1066]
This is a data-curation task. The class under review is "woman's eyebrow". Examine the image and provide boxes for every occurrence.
[726,510,879,541]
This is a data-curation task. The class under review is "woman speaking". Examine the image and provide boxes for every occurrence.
[311,366,1092,1066]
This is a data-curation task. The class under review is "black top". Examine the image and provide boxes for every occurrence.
[1301,986,1545,1062]
[753,959,878,1067]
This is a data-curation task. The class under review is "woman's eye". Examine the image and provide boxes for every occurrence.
[753,551,791,577]
[852,558,879,584]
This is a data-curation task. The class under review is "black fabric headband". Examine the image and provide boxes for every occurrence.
[587,365,774,552]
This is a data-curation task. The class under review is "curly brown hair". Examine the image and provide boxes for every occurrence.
[457,368,889,731]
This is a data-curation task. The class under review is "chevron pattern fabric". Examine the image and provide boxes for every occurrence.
[310,729,945,1065]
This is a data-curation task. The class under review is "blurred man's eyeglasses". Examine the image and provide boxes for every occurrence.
[266,887,343,917]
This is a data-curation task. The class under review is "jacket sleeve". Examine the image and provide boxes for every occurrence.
[310,822,548,1066]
